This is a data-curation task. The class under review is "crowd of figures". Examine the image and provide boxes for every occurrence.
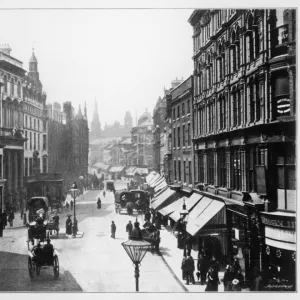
[0,210,16,237]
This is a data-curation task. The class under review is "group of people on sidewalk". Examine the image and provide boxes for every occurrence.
[0,210,16,236]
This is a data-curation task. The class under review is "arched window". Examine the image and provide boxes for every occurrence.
[11,78,15,95]
[230,30,237,73]
[236,26,242,67]
[3,75,7,93]
[17,81,21,97]
[206,54,212,88]
[246,14,254,63]
[217,43,223,82]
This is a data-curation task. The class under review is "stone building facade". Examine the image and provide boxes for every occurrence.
[0,45,26,211]
[169,77,194,187]
[188,9,296,286]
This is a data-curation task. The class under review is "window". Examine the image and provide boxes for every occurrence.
[182,103,185,115]
[173,128,176,147]
[276,145,295,211]
[220,96,226,130]
[183,161,187,182]
[177,106,180,118]
[30,132,32,150]
[0,154,2,179]
[17,82,21,97]
[29,158,33,175]
[43,156,47,173]
[38,120,40,131]
[271,9,289,56]
[25,116,28,128]
[30,117,32,129]
[182,125,185,147]
[198,152,204,183]
[11,79,14,95]
[272,71,290,118]
[187,123,191,146]
[247,146,257,192]
[187,100,190,114]
[207,152,214,185]
[25,158,28,177]
[237,91,242,125]
[43,134,46,150]
[34,133,36,150]
[174,160,177,180]
[4,75,7,93]
[218,149,227,187]
[25,131,28,150]
[250,82,255,122]
[38,133,40,150]
[173,108,176,120]
[177,127,180,147]
[189,161,192,184]
[232,91,237,126]
[34,119,36,130]
[178,160,181,181]
[232,148,241,190]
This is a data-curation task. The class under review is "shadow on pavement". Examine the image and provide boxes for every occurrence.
[0,251,82,291]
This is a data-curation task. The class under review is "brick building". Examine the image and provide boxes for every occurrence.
[188,9,296,287]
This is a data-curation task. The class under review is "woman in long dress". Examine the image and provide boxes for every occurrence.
[66,216,72,235]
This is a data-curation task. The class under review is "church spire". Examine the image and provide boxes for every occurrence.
[92,98,99,123]
[84,101,87,117]
[78,104,83,119]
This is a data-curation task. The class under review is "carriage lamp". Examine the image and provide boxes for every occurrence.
[121,218,151,292]
[180,198,189,257]
[70,182,79,237]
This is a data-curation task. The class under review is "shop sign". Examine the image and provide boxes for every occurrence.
[261,215,295,229]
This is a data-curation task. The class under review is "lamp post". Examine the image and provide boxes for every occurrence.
[69,182,79,237]
[122,218,151,292]
[180,197,189,257]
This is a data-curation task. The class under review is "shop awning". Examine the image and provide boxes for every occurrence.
[186,198,225,236]
[149,176,164,188]
[146,171,157,184]
[265,238,296,251]
[148,173,161,186]
[154,180,168,193]
[151,188,176,210]
[169,193,203,222]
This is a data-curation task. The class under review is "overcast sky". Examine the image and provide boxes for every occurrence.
[0,8,194,127]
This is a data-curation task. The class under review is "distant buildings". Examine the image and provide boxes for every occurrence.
[89,100,133,141]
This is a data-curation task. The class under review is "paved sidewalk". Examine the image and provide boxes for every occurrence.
[159,225,225,292]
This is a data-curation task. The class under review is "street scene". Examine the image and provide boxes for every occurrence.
[0,5,297,293]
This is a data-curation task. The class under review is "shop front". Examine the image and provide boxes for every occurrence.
[260,211,296,290]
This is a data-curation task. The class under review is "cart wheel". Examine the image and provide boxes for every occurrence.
[53,255,59,279]
[28,257,36,279]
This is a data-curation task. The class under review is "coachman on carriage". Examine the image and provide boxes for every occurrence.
[26,197,60,280]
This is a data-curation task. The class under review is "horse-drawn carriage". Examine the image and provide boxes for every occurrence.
[26,197,60,279]
[114,189,150,215]
[26,197,60,244]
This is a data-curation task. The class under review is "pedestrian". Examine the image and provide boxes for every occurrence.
[185,255,195,285]
[197,252,209,285]
[223,265,235,291]
[66,202,70,210]
[53,213,60,235]
[8,211,14,227]
[111,221,116,238]
[103,190,106,198]
[209,255,220,272]
[145,210,151,222]
[66,215,72,236]
[20,209,24,220]
[0,213,3,237]
[181,256,187,280]
[205,267,219,291]
[70,200,74,210]
[154,230,161,254]
[186,236,192,256]
[2,210,7,229]
[126,220,133,238]
[232,257,241,274]
[97,197,101,209]
[232,269,244,291]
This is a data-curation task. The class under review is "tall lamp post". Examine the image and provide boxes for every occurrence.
[180,197,189,257]
[69,182,79,237]
[122,218,151,292]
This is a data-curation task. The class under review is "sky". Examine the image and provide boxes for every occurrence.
[0,8,194,128]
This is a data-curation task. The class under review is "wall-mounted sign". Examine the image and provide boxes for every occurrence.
[261,215,295,229]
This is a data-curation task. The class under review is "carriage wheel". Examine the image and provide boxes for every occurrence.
[28,257,36,279]
[53,255,59,279]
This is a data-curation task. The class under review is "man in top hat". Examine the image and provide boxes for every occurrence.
[126,220,133,238]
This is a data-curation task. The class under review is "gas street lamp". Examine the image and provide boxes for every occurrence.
[121,218,151,292]
[180,197,189,257]
[69,182,79,237]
